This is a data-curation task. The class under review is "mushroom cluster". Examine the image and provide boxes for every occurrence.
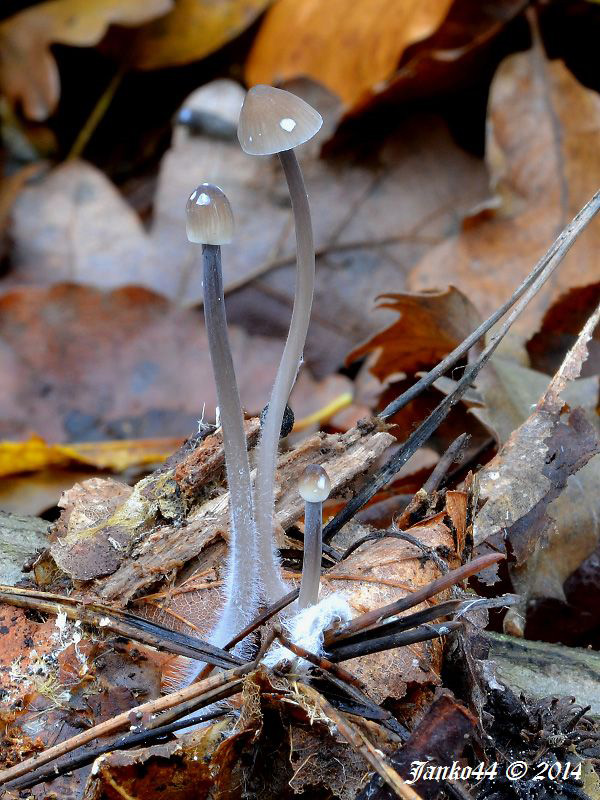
[183,85,346,682]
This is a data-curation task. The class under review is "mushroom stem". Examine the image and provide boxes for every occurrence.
[202,243,258,646]
[255,148,316,603]
[298,500,323,610]
[297,464,331,610]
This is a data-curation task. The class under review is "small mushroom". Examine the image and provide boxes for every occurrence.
[185,182,258,656]
[298,464,331,610]
[238,86,322,604]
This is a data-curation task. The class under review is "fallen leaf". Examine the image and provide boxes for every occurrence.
[409,42,600,340]
[0,0,173,121]
[10,161,163,291]
[370,0,527,111]
[0,435,183,477]
[0,283,339,444]
[6,79,488,376]
[106,0,272,70]
[527,281,600,377]
[358,690,477,800]
[347,287,482,382]
[245,0,455,110]
[325,521,459,705]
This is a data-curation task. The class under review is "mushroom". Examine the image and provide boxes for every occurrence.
[298,464,331,610]
[238,85,322,603]
[186,183,258,655]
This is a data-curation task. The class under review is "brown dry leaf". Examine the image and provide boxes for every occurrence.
[409,42,600,339]
[346,287,491,458]
[347,287,482,382]
[0,283,339,444]
[82,723,232,800]
[372,0,527,110]
[245,0,455,110]
[474,303,600,611]
[527,281,600,377]
[324,520,459,705]
[6,82,488,376]
[0,0,173,121]
[10,161,163,290]
[358,691,477,800]
[108,0,272,70]
[0,435,183,478]
[0,604,163,796]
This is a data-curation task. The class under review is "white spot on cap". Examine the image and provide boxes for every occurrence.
[279,117,296,132]
[196,192,211,206]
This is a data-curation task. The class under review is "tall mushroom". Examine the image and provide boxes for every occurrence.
[186,183,258,658]
[238,85,323,604]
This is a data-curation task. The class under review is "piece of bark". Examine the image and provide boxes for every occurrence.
[86,421,395,604]
[49,422,259,582]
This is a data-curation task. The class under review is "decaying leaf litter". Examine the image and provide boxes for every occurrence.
[1,2,600,799]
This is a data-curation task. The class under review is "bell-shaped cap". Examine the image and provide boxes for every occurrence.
[238,85,322,156]
[299,464,331,503]
[186,183,234,244]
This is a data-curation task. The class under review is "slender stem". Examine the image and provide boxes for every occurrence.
[202,244,258,645]
[298,500,322,609]
[255,149,315,603]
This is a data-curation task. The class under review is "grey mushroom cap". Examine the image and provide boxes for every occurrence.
[299,464,331,503]
[238,85,323,156]
[186,183,234,245]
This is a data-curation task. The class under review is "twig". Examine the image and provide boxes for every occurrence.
[422,433,469,493]
[295,683,423,800]
[378,189,600,420]
[323,552,504,646]
[144,676,244,730]
[274,627,366,690]
[323,191,600,542]
[0,585,241,669]
[328,598,464,650]
[0,662,252,786]
[327,620,463,662]
[224,587,300,650]
[5,709,228,792]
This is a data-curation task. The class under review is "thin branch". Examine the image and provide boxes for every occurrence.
[422,433,469,494]
[378,189,600,420]
[323,552,504,647]
[5,709,228,792]
[328,620,463,662]
[274,627,366,690]
[0,585,241,669]
[323,191,600,542]
[327,598,464,650]
[0,662,252,786]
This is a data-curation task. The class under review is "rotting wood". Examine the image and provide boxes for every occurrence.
[76,421,395,604]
